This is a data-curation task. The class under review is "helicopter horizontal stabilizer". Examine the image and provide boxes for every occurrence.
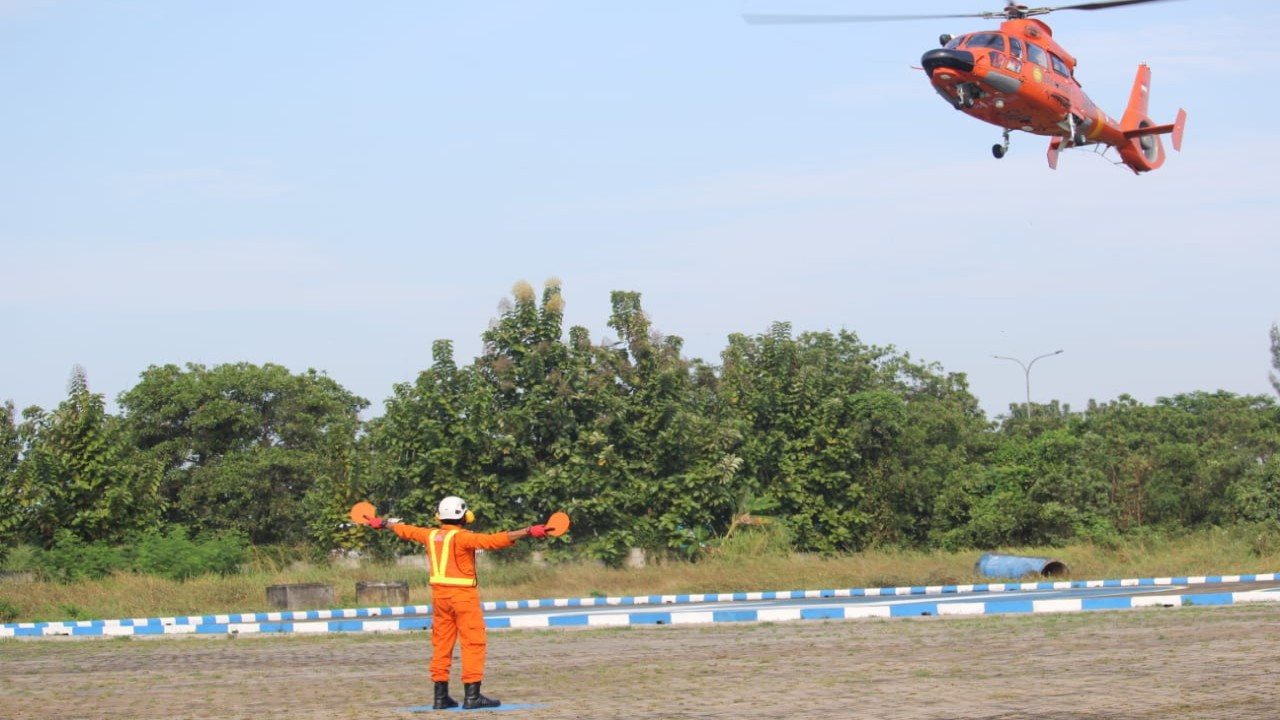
[1122,108,1186,151]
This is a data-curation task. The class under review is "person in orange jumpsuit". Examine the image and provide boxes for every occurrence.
[369,495,548,710]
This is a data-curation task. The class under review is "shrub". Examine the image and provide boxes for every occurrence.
[20,527,250,583]
[128,527,250,581]
[0,544,40,572]
[0,598,20,622]
[1246,519,1280,558]
[714,521,793,560]
[36,530,127,581]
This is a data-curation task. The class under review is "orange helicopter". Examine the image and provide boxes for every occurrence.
[745,0,1187,173]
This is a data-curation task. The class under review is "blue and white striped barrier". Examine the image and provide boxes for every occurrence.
[4,572,1277,638]
[0,604,437,638]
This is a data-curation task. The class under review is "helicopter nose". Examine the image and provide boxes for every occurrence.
[921,48,975,75]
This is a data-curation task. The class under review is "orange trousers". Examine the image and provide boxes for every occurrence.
[429,586,488,683]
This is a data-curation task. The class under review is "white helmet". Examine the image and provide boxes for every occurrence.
[437,495,469,521]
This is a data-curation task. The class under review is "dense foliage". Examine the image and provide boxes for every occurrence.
[116,362,368,546]
[3,286,1278,570]
[8,527,249,582]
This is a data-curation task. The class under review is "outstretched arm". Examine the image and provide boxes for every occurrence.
[368,517,548,545]
[507,524,547,541]
[366,517,433,545]
[455,525,549,551]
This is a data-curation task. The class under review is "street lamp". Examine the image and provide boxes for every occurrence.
[993,350,1063,418]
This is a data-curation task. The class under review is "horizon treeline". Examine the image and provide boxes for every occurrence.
[4,280,1279,567]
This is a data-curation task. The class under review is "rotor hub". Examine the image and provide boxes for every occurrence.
[1006,3,1033,18]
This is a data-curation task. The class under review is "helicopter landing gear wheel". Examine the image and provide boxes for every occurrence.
[993,129,1010,159]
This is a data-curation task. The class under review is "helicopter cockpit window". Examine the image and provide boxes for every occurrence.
[1026,43,1049,68]
[1049,53,1071,78]
[1008,37,1024,60]
[945,34,968,49]
[964,33,1006,52]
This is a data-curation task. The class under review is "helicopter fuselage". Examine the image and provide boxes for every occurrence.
[920,18,1184,171]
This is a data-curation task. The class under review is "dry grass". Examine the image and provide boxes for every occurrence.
[3,526,1278,624]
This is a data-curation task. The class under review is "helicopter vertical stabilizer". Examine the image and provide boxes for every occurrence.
[1121,63,1153,126]
[1116,64,1185,173]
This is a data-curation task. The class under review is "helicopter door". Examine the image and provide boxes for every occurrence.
[1006,37,1025,74]
[1046,53,1076,96]
[1026,43,1049,72]
[1048,54,1071,80]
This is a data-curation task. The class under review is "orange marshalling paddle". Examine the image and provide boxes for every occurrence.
[349,501,377,526]
[544,511,570,537]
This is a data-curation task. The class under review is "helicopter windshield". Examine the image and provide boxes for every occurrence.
[945,35,967,49]
[964,33,1006,52]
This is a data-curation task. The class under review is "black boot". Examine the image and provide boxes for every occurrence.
[433,681,458,710]
[463,681,500,709]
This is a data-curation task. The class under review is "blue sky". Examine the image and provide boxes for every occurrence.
[3,0,1278,420]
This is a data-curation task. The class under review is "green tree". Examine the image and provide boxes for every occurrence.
[935,425,1115,550]
[118,362,367,544]
[470,279,580,537]
[467,282,734,562]
[372,339,498,529]
[1140,392,1275,527]
[1228,453,1280,523]
[720,326,890,552]
[10,367,163,546]
[1270,323,1280,397]
[0,400,24,554]
[1030,392,1280,535]
[0,401,16,480]
[718,324,994,553]
[583,290,740,561]
[873,354,995,548]
[380,282,741,564]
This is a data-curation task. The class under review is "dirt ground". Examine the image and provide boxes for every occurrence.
[2,604,1278,720]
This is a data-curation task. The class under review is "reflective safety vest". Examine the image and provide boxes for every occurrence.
[427,527,478,587]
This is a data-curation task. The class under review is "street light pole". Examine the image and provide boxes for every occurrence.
[993,350,1063,418]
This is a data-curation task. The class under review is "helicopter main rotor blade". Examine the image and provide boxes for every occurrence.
[743,12,995,25]
[1031,0,1180,13]
[743,0,1181,24]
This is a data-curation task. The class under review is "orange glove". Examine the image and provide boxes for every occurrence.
[528,524,548,538]
[369,517,389,529]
